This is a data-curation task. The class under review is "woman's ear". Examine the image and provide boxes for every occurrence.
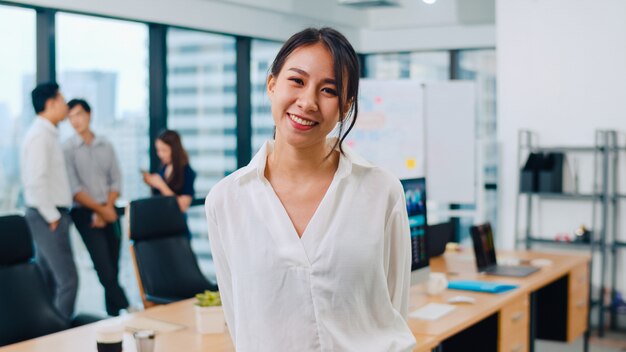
[341,99,353,121]
[267,75,276,99]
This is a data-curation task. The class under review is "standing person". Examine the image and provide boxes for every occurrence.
[21,82,78,319]
[63,98,130,316]
[143,129,196,213]
[205,28,416,351]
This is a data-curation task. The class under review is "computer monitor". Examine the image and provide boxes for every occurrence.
[400,177,429,285]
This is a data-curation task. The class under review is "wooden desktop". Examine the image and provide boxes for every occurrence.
[0,250,589,352]
[417,250,590,352]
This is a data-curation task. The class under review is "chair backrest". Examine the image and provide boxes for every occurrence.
[0,215,69,347]
[426,221,454,258]
[128,196,216,308]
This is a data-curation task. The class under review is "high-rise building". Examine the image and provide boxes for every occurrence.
[167,29,237,198]
[60,70,117,125]
[166,29,238,237]
[166,31,282,237]
[251,40,282,153]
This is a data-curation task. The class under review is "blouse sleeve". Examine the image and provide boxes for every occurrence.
[205,197,236,345]
[181,165,196,197]
[383,195,412,320]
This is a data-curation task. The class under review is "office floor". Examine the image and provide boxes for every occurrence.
[538,332,626,351]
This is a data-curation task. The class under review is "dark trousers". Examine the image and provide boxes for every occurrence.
[71,208,129,316]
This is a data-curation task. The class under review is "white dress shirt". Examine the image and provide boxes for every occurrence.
[205,140,416,352]
[20,117,72,223]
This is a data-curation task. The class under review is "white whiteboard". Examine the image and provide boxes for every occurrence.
[347,79,476,204]
[424,81,476,204]
[345,80,425,179]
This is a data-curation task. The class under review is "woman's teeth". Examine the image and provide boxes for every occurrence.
[289,114,316,126]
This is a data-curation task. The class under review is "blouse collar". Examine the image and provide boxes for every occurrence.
[235,138,374,184]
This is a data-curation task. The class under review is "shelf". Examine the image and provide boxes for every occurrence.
[520,192,601,201]
[525,146,602,153]
[614,241,626,248]
[521,237,601,248]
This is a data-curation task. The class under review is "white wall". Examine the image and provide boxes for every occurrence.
[497,0,626,250]
[359,24,494,53]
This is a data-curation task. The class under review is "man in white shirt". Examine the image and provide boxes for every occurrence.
[21,82,78,319]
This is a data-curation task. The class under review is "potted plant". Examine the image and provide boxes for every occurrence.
[194,290,225,334]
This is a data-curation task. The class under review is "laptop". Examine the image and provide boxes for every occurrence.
[469,223,539,278]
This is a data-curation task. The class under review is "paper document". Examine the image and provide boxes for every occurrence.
[409,303,456,321]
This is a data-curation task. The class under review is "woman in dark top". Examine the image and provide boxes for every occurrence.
[143,130,196,213]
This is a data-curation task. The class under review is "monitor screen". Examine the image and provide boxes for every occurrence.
[400,177,428,271]
[469,223,498,270]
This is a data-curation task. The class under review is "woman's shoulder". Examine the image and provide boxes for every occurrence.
[183,163,196,177]
[356,163,404,193]
[204,167,247,207]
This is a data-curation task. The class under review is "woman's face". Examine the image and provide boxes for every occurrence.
[267,42,345,150]
[155,139,172,165]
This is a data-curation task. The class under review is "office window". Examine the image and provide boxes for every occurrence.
[57,12,149,314]
[57,13,150,202]
[251,39,282,154]
[167,28,237,199]
[167,28,236,246]
[457,49,498,230]
[365,52,449,81]
[0,5,35,211]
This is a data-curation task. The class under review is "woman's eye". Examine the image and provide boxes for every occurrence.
[322,87,338,96]
[289,78,304,85]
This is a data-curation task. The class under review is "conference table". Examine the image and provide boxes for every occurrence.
[0,249,588,352]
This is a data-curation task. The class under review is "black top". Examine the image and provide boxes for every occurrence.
[152,164,196,197]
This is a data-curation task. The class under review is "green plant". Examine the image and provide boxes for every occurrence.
[195,290,221,307]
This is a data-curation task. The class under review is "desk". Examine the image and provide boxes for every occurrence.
[410,250,590,352]
[0,250,587,352]
[0,300,234,352]
[0,298,437,352]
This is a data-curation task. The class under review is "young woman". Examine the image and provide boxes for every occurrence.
[143,129,195,213]
[205,28,415,351]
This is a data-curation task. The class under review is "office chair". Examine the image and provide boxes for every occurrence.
[426,221,454,258]
[129,196,218,308]
[0,214,101,347]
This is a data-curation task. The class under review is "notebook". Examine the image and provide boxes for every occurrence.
[447,280,519,294]
[409,303,456,321]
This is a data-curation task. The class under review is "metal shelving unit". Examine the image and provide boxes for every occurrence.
[515,129,619,338]
[608,136,624,331]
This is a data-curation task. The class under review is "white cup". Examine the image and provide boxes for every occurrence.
[133,330,155,352]
[427,272,448,296]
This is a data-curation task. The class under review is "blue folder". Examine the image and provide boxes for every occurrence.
[447,280,519,294]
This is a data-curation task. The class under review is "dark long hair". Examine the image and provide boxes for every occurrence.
[269,27,360,155]
[156,130,189,193]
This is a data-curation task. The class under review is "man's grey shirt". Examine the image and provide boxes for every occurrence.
[63,134,122,205]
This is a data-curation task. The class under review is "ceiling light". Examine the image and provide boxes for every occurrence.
[422,0,437,4]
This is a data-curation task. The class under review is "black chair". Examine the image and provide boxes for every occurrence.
[426,221,454,258]
[129,196,217,308]
[0,214,101,347]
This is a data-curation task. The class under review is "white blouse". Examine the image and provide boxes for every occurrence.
[205,140,416,352]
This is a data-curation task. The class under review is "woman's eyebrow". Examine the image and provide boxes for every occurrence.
[288,67,336,85]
